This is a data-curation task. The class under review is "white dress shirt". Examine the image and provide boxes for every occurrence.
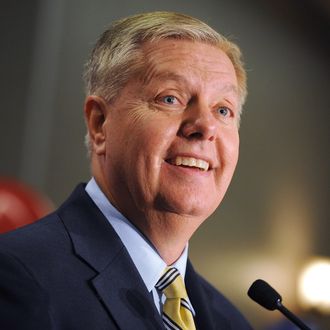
[85,178,194,314]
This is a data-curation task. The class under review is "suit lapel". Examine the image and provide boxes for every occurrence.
[58,184,164,330]
[185,261,231,330]
[92,247,163,329]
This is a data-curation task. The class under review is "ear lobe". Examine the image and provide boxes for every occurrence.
[84,95,108,155]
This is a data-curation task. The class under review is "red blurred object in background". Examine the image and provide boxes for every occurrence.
[0,178,54,234]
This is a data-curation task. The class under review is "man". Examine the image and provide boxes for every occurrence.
[0,11,251,329]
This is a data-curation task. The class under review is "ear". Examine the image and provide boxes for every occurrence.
[84,95,108,155]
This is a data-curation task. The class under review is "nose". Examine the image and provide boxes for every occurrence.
[179,102,218,142]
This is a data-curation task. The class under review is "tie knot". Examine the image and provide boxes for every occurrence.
[155,267,188,299]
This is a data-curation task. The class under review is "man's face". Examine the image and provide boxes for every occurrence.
[101,39,240,222]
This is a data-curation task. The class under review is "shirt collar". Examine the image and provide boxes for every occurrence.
[85,178,189,292]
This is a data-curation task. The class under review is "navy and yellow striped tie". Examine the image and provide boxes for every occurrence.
[155,267,196,330]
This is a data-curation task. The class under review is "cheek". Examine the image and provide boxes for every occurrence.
[127,108,181,154]
[228,136,239,167]
[124,113,180,178]
[220,128,239,159]
[215,130,239,186]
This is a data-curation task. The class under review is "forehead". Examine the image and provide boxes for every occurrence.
[139,39,238,89]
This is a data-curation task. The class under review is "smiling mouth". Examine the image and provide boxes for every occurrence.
[166,156,210,171]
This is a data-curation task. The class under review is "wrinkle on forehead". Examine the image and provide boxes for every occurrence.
[139,46,194,86]
[142,56,233,84]
[139,40,237,88]
[140,69,188,87]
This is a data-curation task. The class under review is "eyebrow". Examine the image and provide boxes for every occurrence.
[141,70,189,86]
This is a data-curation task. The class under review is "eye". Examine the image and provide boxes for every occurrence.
[217,106,230,117]
[161,95,178,105]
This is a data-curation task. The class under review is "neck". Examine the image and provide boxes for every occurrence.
[128,209,201,265]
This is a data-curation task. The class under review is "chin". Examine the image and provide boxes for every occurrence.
[155,194,218,220]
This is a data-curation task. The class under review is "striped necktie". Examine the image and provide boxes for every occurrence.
[155,267,196,330]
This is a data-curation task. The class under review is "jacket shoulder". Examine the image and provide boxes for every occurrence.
[0,183,87,254]
[0,212,64,251]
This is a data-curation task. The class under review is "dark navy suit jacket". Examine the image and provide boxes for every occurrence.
[0,184,252,329]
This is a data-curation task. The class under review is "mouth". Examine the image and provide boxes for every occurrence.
[166,156,210,171]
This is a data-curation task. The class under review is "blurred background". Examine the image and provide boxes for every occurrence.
[1,0,329,328]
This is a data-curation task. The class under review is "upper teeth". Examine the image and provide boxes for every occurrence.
[173,156,209,171]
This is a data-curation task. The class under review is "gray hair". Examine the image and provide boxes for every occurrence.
[83,11,247,153]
